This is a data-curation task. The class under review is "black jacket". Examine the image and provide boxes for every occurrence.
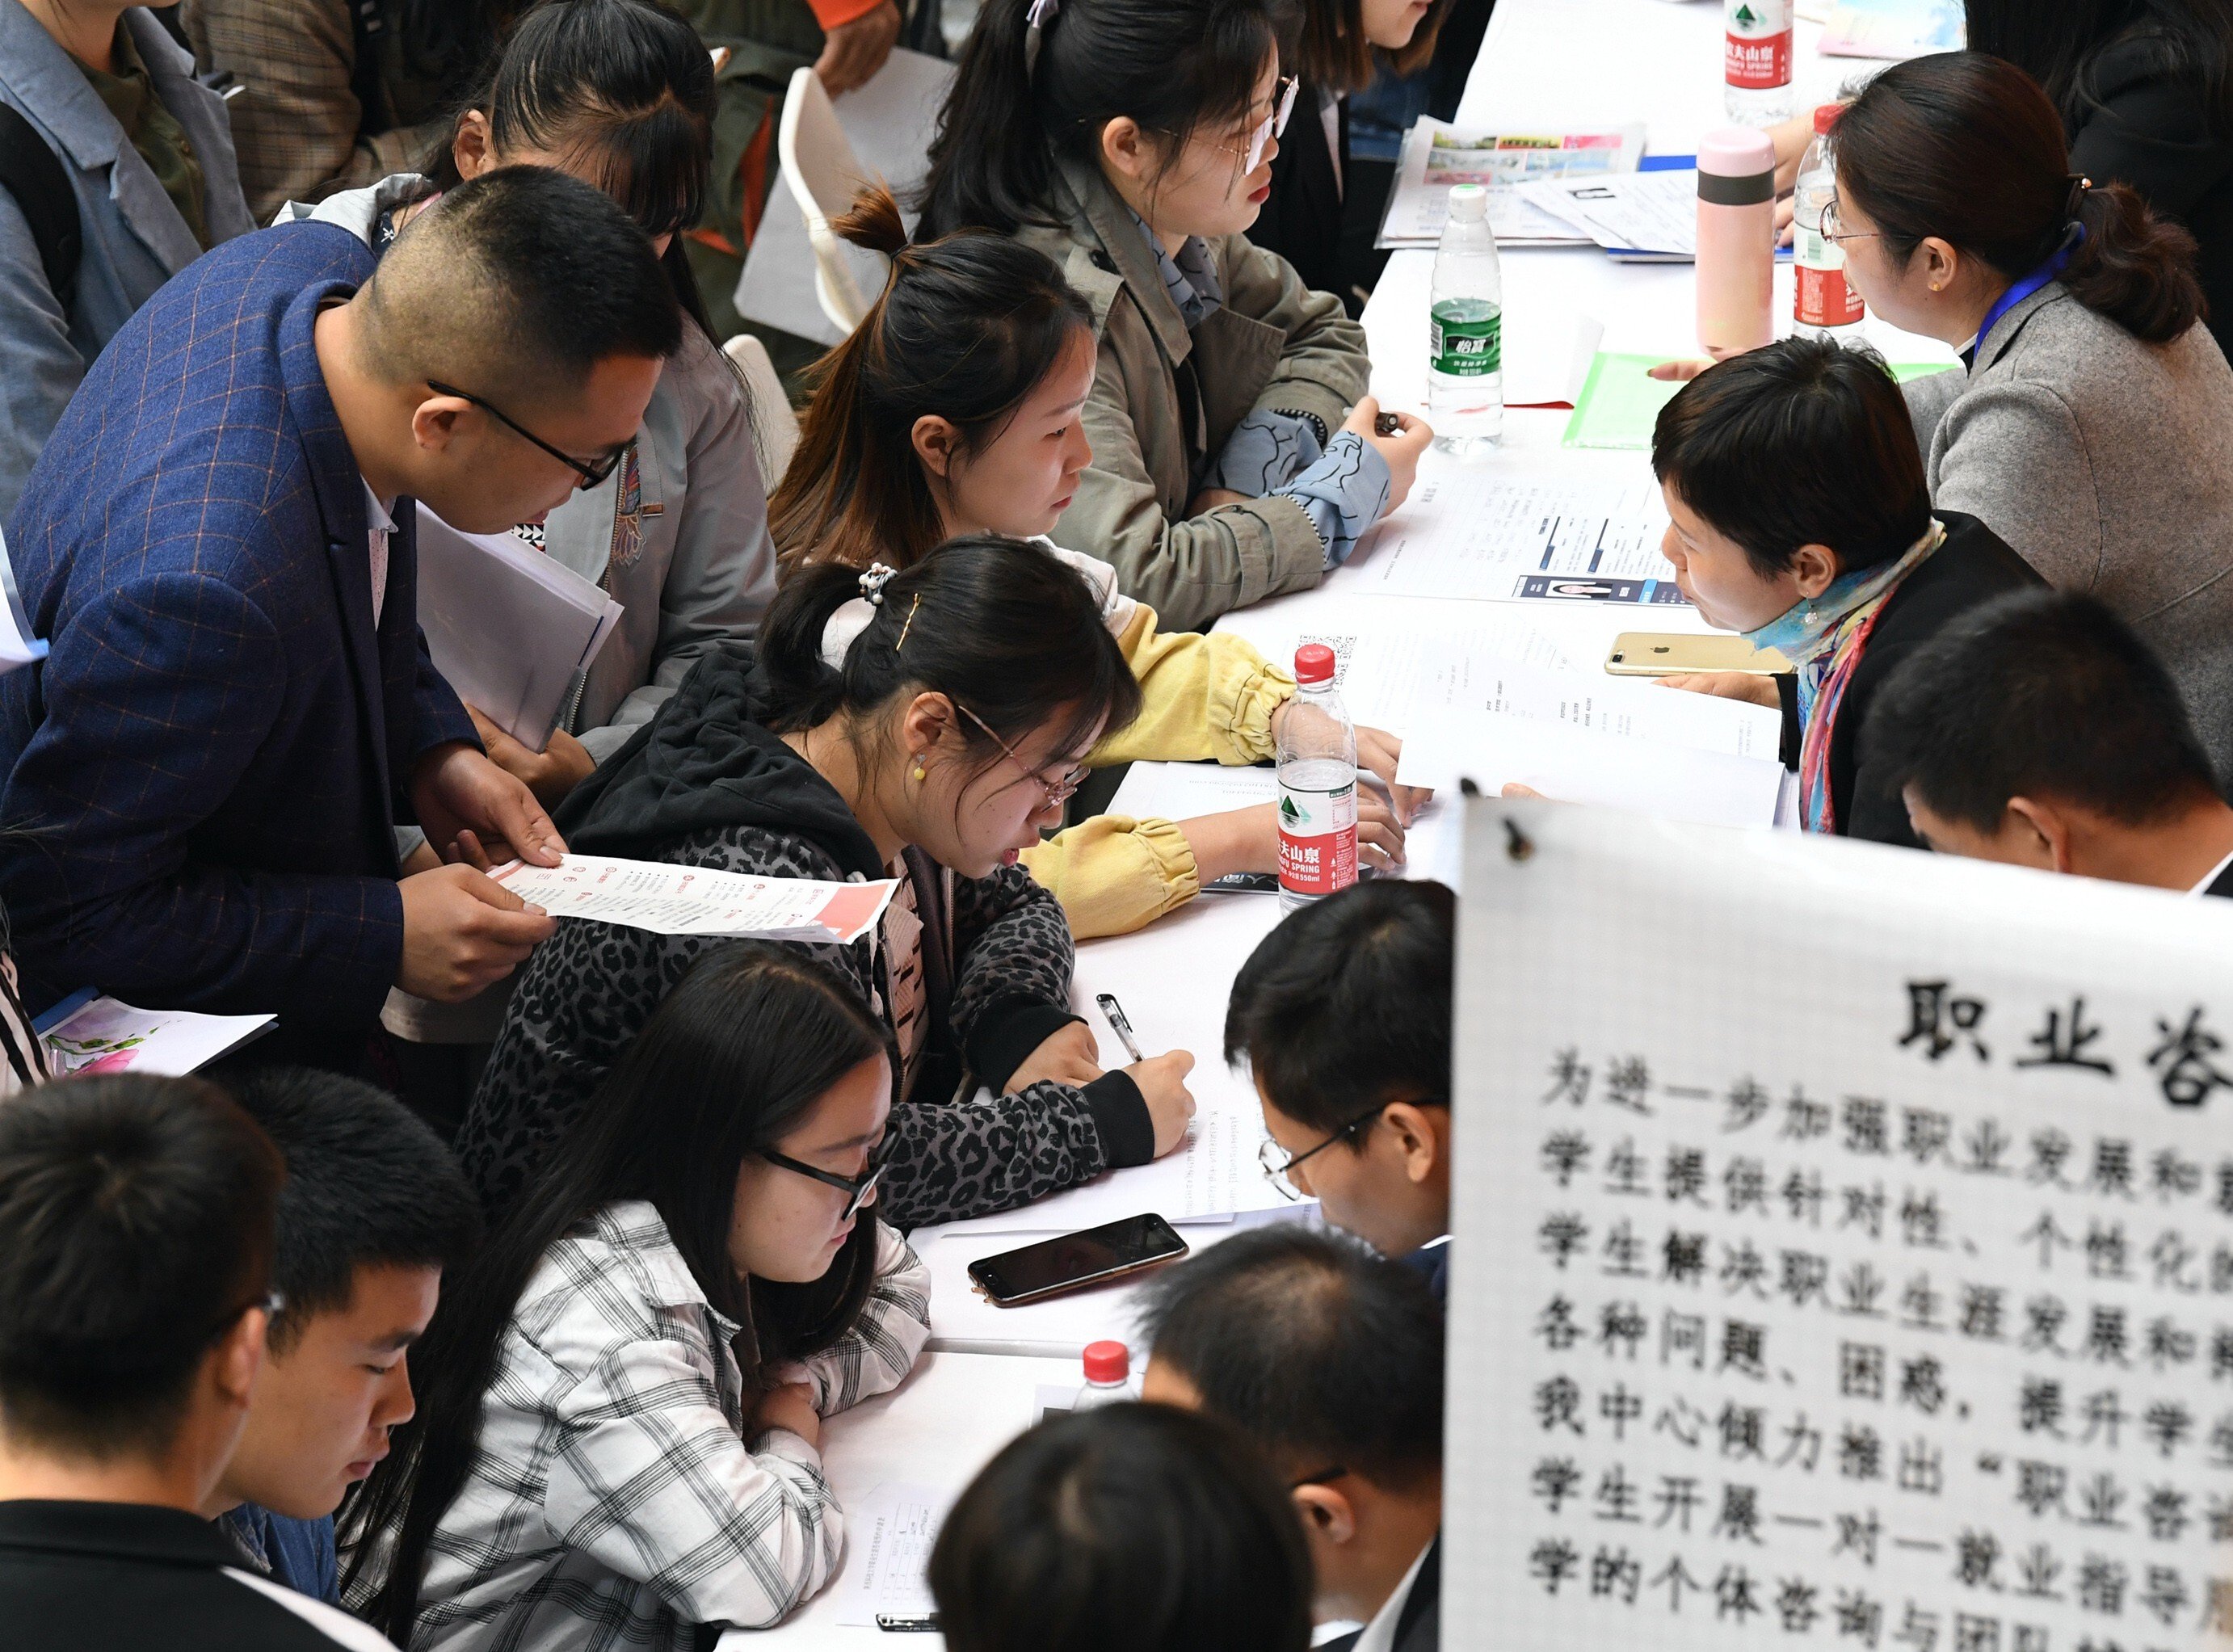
[1255,86,1348,301]
[462,644,1154,1224]
[1321,1536,1440,1652]
[1782,511,2043,847]
[2066,36,2233,361]
[0,1500,381,1650]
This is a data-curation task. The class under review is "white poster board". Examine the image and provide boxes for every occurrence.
[1453,799,2233,1652]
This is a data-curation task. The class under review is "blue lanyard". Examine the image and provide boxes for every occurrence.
[1972,228,2083,360]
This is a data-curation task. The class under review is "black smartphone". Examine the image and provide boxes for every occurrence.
[967,1214,1190,1306]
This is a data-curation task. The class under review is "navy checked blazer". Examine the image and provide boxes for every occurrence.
[0,223,476,1035]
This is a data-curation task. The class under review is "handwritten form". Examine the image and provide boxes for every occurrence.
[1453,799,2233,1652]
[835,1482,947,1626]
[488,855,896,944]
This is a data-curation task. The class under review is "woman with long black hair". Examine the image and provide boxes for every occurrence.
[1967,0,2233,355]
[342,944,931,1646]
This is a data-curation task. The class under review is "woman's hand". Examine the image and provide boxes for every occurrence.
[1660,670,1781,708]
[1646,359,1714,384]
[1003,1019,1104,1094]
[1127,1049,1198,1157]
[467,705,597,811]
[748,1381,822,1450]
[1344,397,1432,514]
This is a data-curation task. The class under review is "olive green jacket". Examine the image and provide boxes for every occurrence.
[1016,155,1371,631]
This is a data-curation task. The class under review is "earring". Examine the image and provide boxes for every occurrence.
[911,755,927,781]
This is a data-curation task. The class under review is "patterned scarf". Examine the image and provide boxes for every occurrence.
[1744,522,1945,834]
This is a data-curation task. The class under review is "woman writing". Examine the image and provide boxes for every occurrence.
[772,191,1422,938]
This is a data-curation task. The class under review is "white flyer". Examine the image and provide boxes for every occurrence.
[36,994,275,1077]
[834,1482,948,1627]
[1518,170,1701,259]
[1380,120,1646,247]
[1451,799,2233,1652]
[487,855,897,944]
[936,1108,1284,1236]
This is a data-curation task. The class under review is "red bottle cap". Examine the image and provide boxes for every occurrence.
[1083,1339,1129,1383]
[1294,644,1337,686]
[1814,103,1842,135]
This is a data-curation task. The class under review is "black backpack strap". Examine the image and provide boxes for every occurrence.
[0,102,79,318]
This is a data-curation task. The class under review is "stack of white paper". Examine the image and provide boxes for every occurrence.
[36,993,275,1076]
[833,1482,948,1627]
[1516,169,1699,261]
[1378,120,1646,249]
[414,507,625,752]
[488,855,898,944]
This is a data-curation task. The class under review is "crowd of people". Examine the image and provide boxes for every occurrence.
[2,0,2231,1643]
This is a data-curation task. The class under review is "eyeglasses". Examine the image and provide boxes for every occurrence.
[427,380,629,489]
[759,1138,891,1221]
[956,703,1087,811]
[1218,75,1298,173]
[1256,1102,1393,1198]
[1819,195,1882,246]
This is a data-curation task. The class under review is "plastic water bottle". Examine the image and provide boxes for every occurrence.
[1428,183,1503,459]
[1724,0,1794,126]
[1073,1340,1133,1410]
[1793,104,1865,341]
[1276,644,1359,912]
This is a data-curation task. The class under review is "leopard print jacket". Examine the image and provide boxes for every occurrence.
[459,823,1111,1229]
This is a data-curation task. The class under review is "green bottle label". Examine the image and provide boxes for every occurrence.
[1431,301,1503,377]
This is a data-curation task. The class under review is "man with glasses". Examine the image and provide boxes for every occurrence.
[0,166,682,1066]
[1226,879,1455,1297]
[1139,1225,1445,1652]
[0,1072,391,1649]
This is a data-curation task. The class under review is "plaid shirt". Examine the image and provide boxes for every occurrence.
[393,1202,929,1651]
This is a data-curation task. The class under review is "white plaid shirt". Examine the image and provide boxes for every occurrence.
[397,1202,929,1650]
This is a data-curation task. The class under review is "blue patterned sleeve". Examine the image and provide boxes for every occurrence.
[1273,431,1393,570]
[1205,409,1323,494]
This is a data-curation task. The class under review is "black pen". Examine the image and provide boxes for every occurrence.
[1095,993,1145,1062]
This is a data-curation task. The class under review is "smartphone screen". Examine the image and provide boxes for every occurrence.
[967,1215,1189,1305]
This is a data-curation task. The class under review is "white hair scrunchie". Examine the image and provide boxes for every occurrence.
[818,563,899,668]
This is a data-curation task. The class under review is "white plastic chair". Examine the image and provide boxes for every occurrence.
[721,333,801,488]
[778,66,883,333]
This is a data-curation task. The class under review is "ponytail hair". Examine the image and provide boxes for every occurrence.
[1836,51,2204,343]
[757,536,1143,776]
[770,187,1094,575]
[425,0,724,341]
[919,0,1297,237]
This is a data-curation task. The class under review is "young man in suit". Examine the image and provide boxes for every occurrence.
[1647,336,2042,845]
[1140,1225,1444,1652]
[0,1073,389,1649]
[0,166,679,1059]
[206,1068,479,1604]
[1226,880,1453,1296]
[1863,590,2233,894]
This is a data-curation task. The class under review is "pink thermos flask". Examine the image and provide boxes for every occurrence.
[1696,126,1777,357]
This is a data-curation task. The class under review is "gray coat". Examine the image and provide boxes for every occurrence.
[0,2,254,522]
[1904,282,2233,779]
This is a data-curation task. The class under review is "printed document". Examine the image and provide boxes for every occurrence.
[489,855,897,944]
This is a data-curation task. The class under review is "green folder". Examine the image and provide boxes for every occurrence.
[1560,351,1961,452]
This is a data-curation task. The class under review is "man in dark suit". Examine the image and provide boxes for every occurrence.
[0,167,680,1056]
[1864,590,2233,896]
[1140,1226,1443,1652]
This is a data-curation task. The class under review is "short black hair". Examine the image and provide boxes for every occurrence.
[1138,1225,1444,1488]
[365,164,683,408]
[1651,337,1933,579]
[929,1403,1314,1652]
[1861,589,2222,831]
[226,1068,481,1353]
[1225,880,1453,1135]
[0,1074,281,1457]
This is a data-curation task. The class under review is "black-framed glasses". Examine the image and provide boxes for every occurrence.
[427,380,628,488]
[1256,1102,1392,1198]
[759,1140,890,1221]
[956,703,1087,811]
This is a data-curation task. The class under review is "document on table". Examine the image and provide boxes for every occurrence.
[35,991,275,1077]
[1108,761,1276,822]
[1398,711,1785,827]
[1516,170,1697,259]
[1404,659,1783,761]
[936,1108,1285,1236]
[1564,355,1958,452]
[0,527,47,673]
[1819,0,1963,57]
[415,507,625,751]
[1352,467,1684,607]
[488,855,898,944]
[833,1482,947,1627]
[1378,120,1644,248]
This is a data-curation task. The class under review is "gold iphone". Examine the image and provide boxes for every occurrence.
[1605,633,1791,676]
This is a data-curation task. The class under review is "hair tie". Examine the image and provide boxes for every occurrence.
[2066,173,2095,220]
[1024,0,1059,73]
[818,562,900,668]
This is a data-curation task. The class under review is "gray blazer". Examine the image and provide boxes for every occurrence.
[0,1,254,522]
[1905,283,2233,780]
